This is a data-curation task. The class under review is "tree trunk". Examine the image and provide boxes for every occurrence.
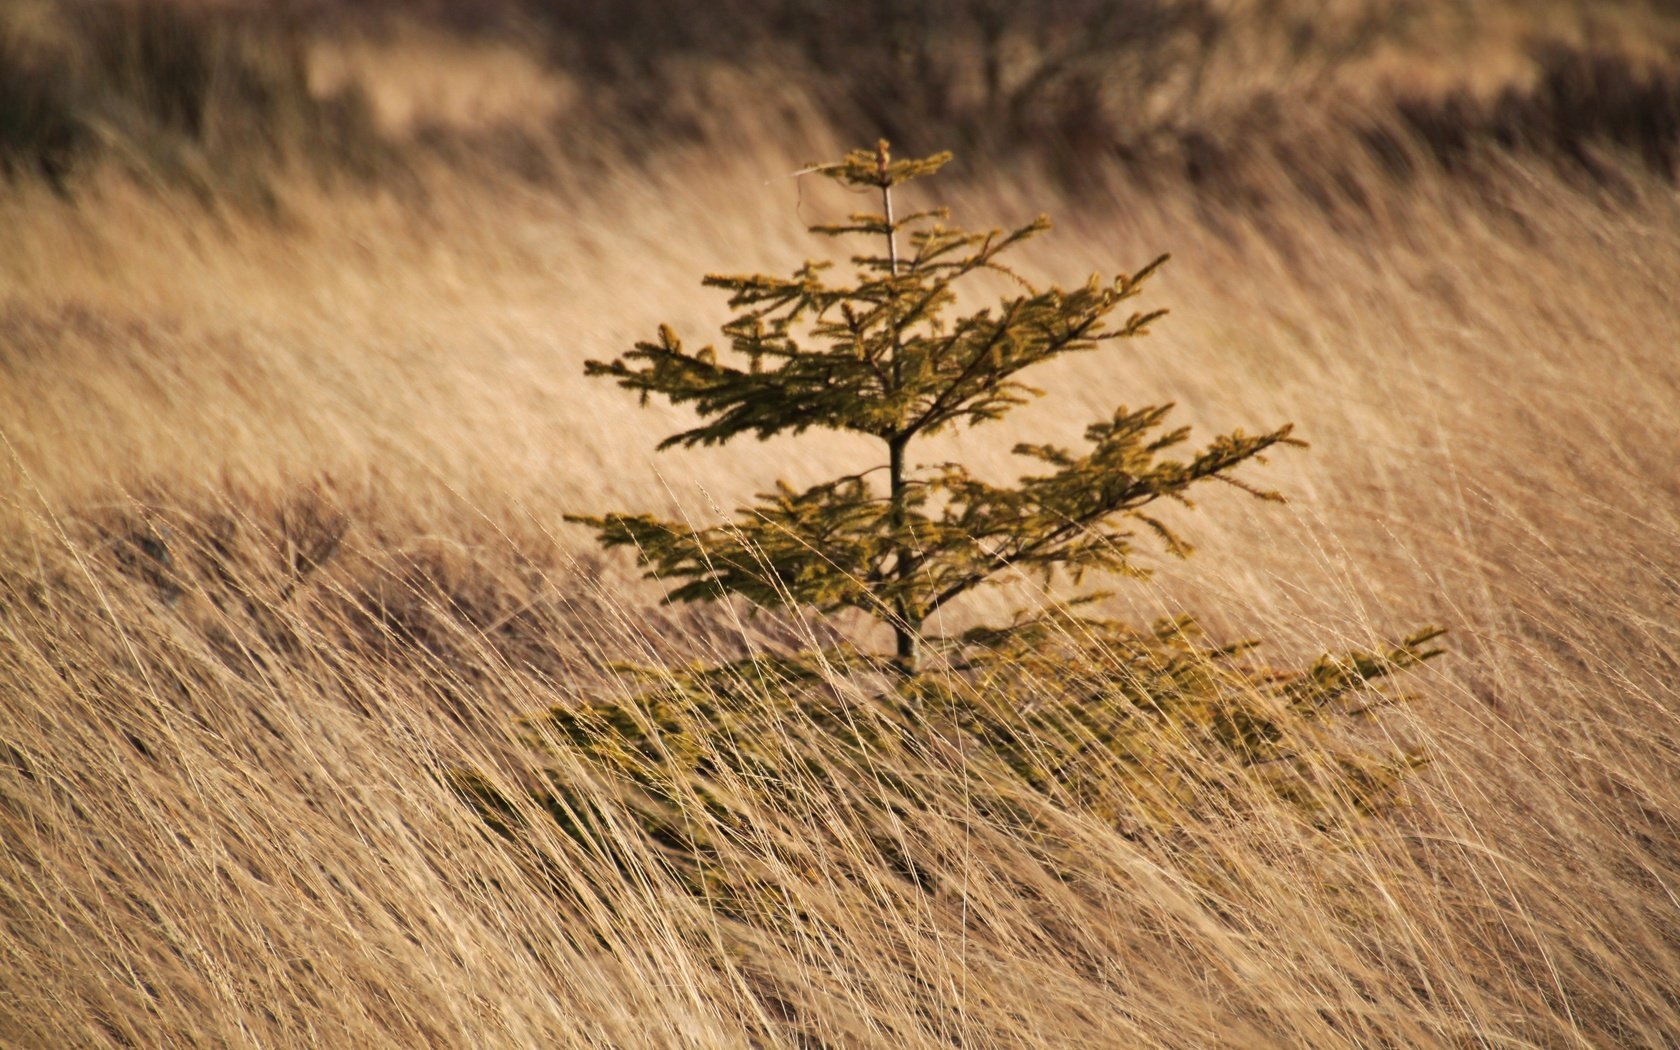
[880,145,919,675]
[888,437,919,675]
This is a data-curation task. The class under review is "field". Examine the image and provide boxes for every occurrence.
[4,1,1680,1046]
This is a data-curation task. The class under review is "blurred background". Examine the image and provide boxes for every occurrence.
[4,0,1679,202]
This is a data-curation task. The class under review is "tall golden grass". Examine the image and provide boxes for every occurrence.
[3,5,1680,1046]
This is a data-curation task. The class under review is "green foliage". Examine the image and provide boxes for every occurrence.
[460,621,1443,915]
[573,141,1298,672]
[464,143,1443,910]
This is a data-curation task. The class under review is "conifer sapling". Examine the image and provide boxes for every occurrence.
[452,143,1445,900]
[570,141,1300,675]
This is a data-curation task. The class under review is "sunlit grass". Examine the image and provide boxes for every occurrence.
[2,6,1679,1046]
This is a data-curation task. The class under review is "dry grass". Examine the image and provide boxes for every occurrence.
[3,4,1680,1047]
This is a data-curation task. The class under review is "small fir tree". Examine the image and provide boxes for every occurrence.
[572,141,1300,674]
[456,144,1443,911]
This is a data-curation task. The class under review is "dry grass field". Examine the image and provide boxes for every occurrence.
[3,1,1680,1046]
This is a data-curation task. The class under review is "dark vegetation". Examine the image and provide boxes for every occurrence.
[0,1,378,192]
[4,0,1680,203]
[527,0,1411,177]
[1385,44,1680,187]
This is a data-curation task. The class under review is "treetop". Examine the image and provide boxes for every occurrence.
[809,138,953,189]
